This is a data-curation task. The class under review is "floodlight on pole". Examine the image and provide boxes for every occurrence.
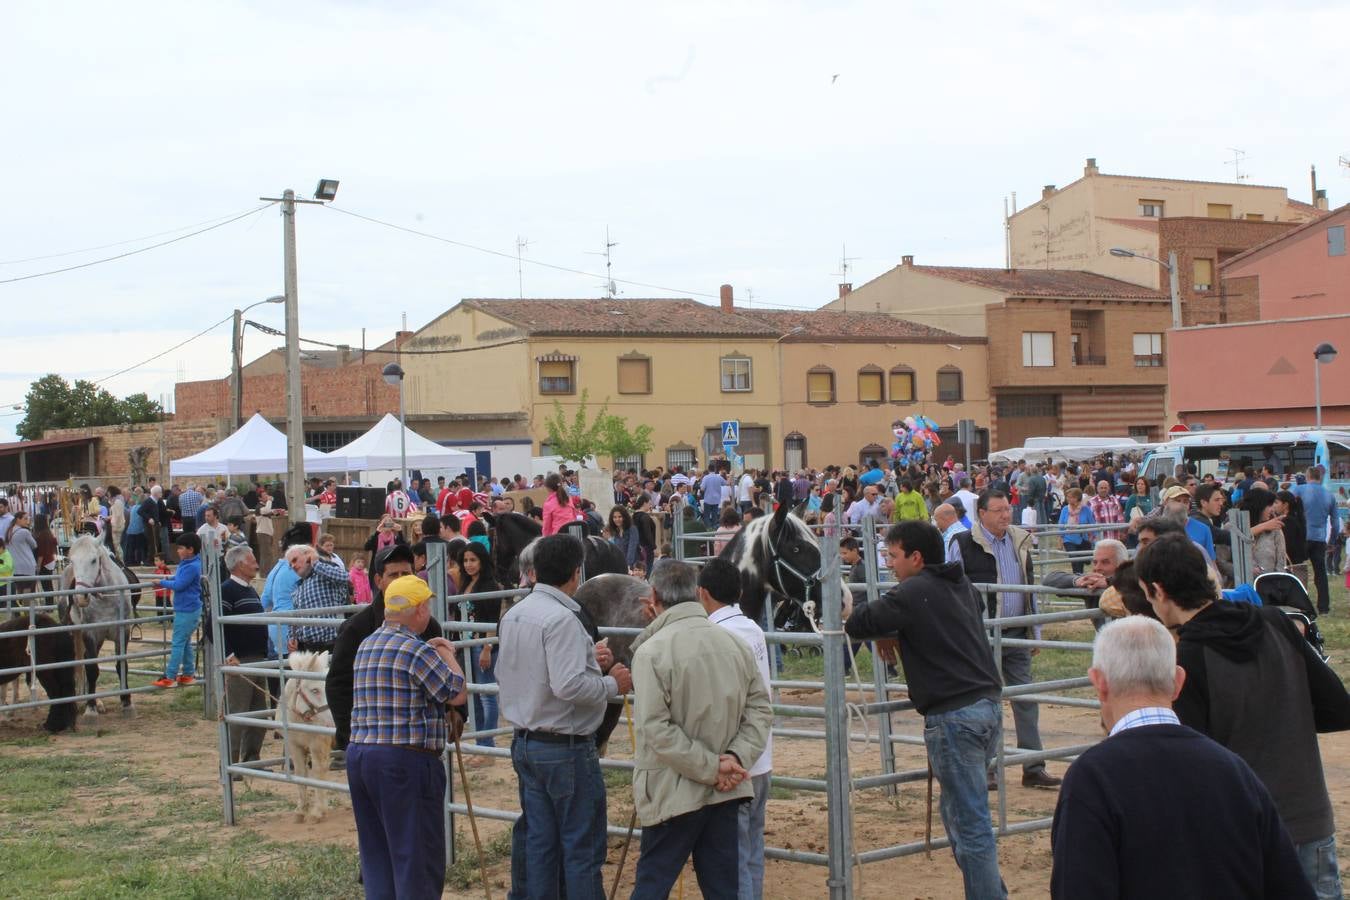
[314,179,340,202]
[382,363,408,492]
[1314,342,1338,429]
[1110,246,1181,329]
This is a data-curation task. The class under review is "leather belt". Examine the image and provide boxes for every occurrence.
[514,729,593,745]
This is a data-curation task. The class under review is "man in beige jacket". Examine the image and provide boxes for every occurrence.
[630,560,773,900]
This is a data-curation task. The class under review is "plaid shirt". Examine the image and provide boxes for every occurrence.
[178,489,205,518]
[293,558,351,645]
[1109,706,1179,737]
[1088,493,1124,526]
[351,623,463,750]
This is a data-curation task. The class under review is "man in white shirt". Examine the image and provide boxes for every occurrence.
[196,506,228,556]
[952,477,980,526]
[737,470,755,514]
[845,484,884,525]
[697,558,773,900]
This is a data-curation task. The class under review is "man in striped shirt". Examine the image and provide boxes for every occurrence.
[348,575,466,899]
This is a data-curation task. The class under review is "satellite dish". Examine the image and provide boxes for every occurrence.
[608,280,618,296]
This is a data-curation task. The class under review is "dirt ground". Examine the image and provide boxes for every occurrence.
[5,638,1350,898]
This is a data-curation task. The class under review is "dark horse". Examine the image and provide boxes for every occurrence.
[0,614,78,733]
[486,512,627,586]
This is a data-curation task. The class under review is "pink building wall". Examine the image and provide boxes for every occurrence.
[1223,206,1350,321]
[1169,315,1350,428]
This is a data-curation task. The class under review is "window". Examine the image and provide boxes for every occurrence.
[612,454,644,473]
[996,393,1059,417]
[937,367,963,402]
[807,368,836,403]
[784,433,807,471]
[538,358,575,394]
[1138,199,1164,217]
[1207,203,1233,219]
[1128,426,1154,441]
[720,356,752,392]
[666,446,696,471]
[1193,258,1214,292]
[1245,213,1265,221]
[538,442,554,456]
[617,355,651,394]
[888,367,915,402]
[1022,332,1055,367]
[704,426,770,469]
[859,444,888,468]
[1329,225,1346,257]
[305,430,362,453]
[1133,333,1164,367]
[857,367,883,403]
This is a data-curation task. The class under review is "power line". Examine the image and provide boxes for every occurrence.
[244,320,527,355]
[0,205,281,266]
[0,203,278,285]
[324,204,824,310]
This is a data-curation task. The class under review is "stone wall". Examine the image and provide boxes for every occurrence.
[41,420,227,485]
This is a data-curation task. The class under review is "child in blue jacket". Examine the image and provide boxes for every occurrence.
[154,533,203,688]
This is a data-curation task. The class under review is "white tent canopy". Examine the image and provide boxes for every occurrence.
[329,413,475,473]
[170,413,344,477]
[989,436,1160,464]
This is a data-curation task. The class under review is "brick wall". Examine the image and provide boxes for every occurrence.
[986,299,1172,388]
[1158,217,1298,325]
[175,362,400,422]
[42,420,227,484]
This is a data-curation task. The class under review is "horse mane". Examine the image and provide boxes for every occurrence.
[288,651,329,673]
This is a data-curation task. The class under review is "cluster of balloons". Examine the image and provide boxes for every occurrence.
[891,415,942,467]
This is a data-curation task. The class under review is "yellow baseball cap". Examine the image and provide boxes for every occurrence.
[1160,485,1191,504]
[384,575,433,611]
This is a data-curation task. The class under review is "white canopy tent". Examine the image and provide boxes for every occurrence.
[169,413,344,477]
[329,414,475,474]
[989,436,1160,464]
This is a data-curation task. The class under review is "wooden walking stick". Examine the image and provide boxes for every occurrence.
[925,761,935,860]
[454,739,494,900]
[607,692,640,900]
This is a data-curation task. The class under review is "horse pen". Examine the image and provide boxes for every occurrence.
[6,522,1350,897]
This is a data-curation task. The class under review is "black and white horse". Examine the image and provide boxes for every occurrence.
[60,535,136,720]
[717,501,826,630]
[486,512,627,587]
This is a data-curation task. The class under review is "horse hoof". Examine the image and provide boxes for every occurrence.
[83,708,99,720]
[121,706,136,719]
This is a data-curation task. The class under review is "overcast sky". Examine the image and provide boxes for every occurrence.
[3,0,1347,442]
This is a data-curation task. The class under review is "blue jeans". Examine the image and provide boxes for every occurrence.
[1296,833,1343,900]
[471,646,499,747]
[702,504,720,529]
[632,800,741,900]
[164,609,200,679]
[347,743,446,900]
[508,734,607,900]
[738,772,771,899]
[923,697,1006,900]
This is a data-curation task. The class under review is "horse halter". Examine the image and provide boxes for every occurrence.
[769,534,823,601]
[294,689,329,722]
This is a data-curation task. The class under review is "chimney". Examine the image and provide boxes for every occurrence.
[1084,157,1099,176]
[1042,184,1057,200]
[719,284,734,313]
[838,283,852,298]
[901,255,914,267]
[337,344,352,366]
[395,330,412,346]
[1315,189,1330,211]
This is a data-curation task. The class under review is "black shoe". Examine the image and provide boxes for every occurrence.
[1022,770,1062,789]
[987,776,998,791]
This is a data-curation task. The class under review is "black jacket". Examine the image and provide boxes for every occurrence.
[1176,601,1350,843]
[326,591,446,749]
[950,526,1036,622]
[844,562,1001,715]
[219,579,269,661]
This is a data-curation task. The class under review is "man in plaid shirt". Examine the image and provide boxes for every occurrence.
[287,544,352,653]
[348,575,466,898]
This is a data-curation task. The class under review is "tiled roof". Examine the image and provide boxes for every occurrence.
[462,298,778,337]
[737,309,979,343]
[1220,203,1350,270]
[1286,198,1326,217]
[911,265,1167,299]
[1100,217,1160,233]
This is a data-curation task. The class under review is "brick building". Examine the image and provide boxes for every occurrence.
[4,419,229,485]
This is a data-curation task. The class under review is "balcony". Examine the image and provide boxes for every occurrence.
[1071,355,1106,367]
[1134,354,1165,368]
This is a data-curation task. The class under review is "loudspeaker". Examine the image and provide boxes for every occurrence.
[336,486,361,519]
[358,487,386,519]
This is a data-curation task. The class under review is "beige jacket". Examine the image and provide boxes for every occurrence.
[630,602,772,827]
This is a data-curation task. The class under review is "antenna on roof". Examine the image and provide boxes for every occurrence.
[833,243,860,283]
[586,227,619,298]
[515,235,531,298]
[1339,155,1350,176]
[1225,148,1250,182]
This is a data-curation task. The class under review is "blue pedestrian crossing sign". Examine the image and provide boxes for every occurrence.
[721,420,740,446]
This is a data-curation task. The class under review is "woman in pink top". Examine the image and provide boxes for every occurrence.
[541,473,581,536]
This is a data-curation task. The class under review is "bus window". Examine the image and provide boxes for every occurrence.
[1142,454,1176,486]
[1330,442,1350,482]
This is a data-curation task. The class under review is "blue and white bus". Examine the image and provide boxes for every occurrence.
[1140,428,1350,493]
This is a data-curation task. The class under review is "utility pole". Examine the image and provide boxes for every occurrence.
[516,235,531,299]
[282,189,305,525]
[231,308,243,432]
[1167,250,1182,329]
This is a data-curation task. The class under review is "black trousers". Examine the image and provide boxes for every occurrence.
[1308,541,1330,612]
[632,800,743,900]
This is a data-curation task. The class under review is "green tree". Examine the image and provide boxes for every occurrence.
[16,375,163,440]
[542,390,610,467]
[598,413,654,466]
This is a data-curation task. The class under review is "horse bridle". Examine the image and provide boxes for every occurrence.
[294,689,329,721]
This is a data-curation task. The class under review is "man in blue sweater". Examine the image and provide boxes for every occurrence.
[1294,465,1341,614]
[1051,616,1311,899]
[154,533,203,688]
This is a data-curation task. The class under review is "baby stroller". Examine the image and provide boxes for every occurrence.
[1253,571,1327,661]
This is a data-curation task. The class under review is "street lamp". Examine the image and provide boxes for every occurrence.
[1111,247,1181,328]
[382,362,407,492]
[231,295,285,430]
[1314,342,1338,429]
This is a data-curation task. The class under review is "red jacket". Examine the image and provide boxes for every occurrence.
[542,493,581,536]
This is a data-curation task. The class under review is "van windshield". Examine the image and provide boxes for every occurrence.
[1185,442,1316,479]
[1330,442,1350,482]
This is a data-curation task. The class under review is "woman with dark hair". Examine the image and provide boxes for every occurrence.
[630,494,657,574]
[607,505,639,568]
[32,514,58,594]
[454,541,503,753]
[1238,488,1288,575]
[1275,489,1310,585]
[541,472,579,536]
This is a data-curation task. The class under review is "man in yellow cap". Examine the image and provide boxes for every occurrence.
[347,574,467,899]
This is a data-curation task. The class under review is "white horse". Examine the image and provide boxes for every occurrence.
[60,535,135,720]
[280,651,334,823]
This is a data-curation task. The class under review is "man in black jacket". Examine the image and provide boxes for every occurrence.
[845,520,1007,899]
[220,545,270,771]
[1052,615,1311,899]
[326,544,462,765]
[1141,532,1350,897]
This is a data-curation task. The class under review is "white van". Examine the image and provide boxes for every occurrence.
[1140,428,1350,492]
